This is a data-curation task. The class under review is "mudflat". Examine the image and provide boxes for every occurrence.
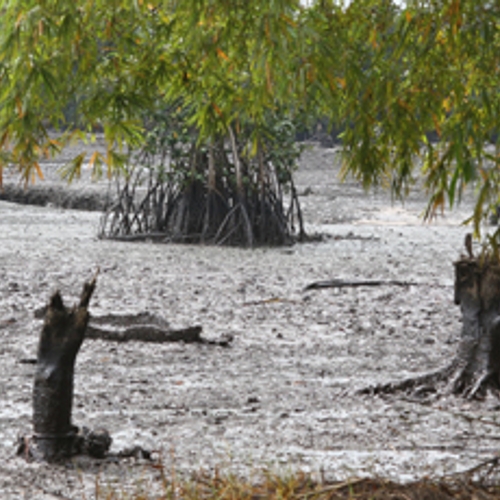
[0,144,496,498]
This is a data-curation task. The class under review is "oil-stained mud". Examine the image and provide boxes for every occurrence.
[1,144,499,498]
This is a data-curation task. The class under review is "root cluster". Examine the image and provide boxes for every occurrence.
[99,118,305,247]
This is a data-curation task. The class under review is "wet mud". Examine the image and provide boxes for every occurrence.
[1,144,499,498]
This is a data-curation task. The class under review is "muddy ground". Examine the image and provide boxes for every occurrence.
[1,144,500,499]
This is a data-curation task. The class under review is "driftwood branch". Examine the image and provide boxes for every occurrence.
[303,279,418,292]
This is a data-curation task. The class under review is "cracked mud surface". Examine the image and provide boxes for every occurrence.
[1,144,499,498]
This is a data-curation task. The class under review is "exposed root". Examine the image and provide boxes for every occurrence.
[360,357,500,401]
[358,361,458,399]
[98,119,304,247]
[465,371,494,400]
[17,426,112,462]
[99,168,301,247]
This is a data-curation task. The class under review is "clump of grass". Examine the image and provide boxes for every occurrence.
[94,460,500,500]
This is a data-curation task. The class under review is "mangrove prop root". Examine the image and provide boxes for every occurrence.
[98,153,303,247]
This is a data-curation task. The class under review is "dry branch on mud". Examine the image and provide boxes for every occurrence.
[303,278,418,291]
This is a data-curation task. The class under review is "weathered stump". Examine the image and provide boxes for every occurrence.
[451,258,500,398]
[361,236,500,400]
[26,274,111,461]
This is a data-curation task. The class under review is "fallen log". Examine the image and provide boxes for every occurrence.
[86,311,203,342]
[86,323,204,343]
[33,308,231,346]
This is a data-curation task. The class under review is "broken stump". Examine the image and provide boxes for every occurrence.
[27,273,111,461]
[361,235,500,400]
[451,257,500,398]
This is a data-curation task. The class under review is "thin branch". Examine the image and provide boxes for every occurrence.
[303,279,419,292]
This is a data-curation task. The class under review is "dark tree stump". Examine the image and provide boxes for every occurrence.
[361,236,500,400]
[28,274,107,461]
[451,258,500,398]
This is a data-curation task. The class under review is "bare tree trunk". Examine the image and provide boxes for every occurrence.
[29,274,104,461]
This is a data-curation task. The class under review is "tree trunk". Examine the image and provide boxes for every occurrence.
[31,274,98,461]
[451,258,500,398]
[361,236,500,400]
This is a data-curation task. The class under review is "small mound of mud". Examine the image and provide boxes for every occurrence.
[0,184,111,212]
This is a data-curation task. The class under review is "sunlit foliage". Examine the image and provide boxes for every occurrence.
[1,0,499,243]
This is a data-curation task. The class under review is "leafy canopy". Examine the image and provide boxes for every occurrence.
[1,0,500,243]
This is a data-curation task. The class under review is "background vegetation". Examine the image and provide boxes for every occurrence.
[1,0,499,246]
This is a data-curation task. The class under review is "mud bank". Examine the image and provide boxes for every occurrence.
[0,145,498,498]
